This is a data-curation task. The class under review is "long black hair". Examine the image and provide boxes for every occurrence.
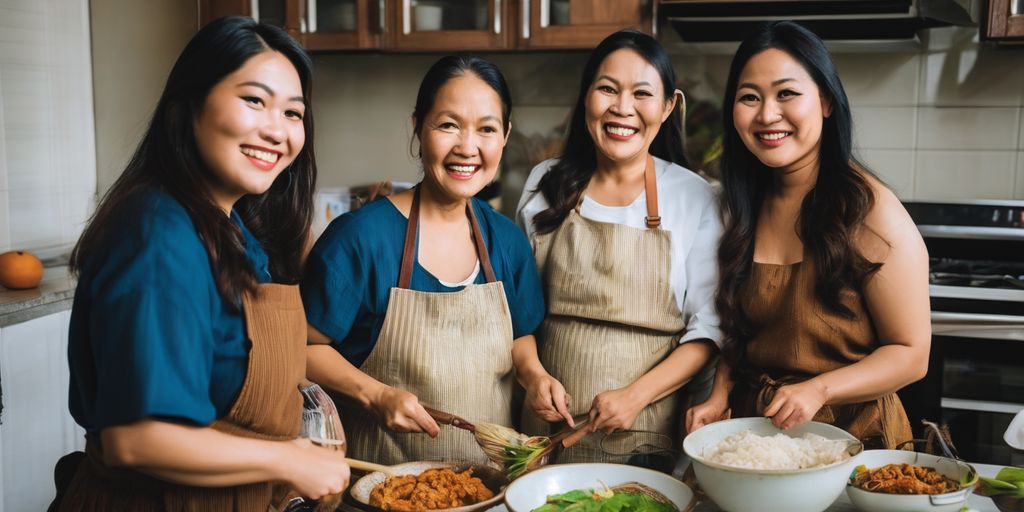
[70,16,317,305]
[532,29,689,235]
[717,21,881,357]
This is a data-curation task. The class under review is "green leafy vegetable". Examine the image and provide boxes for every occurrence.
[530,487,678,512]
[977,466,1024,498]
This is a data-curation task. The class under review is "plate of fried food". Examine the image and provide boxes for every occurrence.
[347,461,509,512]
[846,450,978,512]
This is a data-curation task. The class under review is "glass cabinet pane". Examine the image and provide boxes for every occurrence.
[310,0,358,33]
[548,0,570,26]
[1015,0,1023,15]
[257,0,287,27]
[412,0,489,32]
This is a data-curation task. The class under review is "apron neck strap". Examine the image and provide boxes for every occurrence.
[575,155,660,229]
[643,155,660,229]
[398,185,498,289]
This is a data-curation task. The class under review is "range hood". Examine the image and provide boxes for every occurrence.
[660,0,975,42]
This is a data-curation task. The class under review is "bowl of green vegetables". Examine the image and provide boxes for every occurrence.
[503,463,693,512]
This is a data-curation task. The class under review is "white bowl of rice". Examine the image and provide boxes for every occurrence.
[683,417,862,512]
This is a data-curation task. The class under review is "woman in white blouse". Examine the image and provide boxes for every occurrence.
[515,29,722,468]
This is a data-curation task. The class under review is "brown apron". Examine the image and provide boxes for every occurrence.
[344,187,515,465]
[729,260,913,449]
[56,284,307,512]
[524,156,713,463]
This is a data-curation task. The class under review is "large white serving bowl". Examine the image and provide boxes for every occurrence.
[504,463,694,512]
[683,417,862,512]
[846,450,977,512]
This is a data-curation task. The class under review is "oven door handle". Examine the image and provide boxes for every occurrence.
[932,311,1024,325]
[941,398,1024,415]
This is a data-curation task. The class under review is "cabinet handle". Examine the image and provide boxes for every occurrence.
[307,0,318,33]
[250,0,260,22]
[402,0,411,34]
[540,0,549,28]
[494,0,501,34]
[522,0,530,38]
[379,0,386,32]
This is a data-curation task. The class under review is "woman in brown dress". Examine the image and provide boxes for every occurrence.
[685,21,930,450]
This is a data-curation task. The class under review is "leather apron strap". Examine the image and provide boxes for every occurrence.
[398,186,497,288]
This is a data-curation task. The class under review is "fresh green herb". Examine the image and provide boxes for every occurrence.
[977,466,1024,499]
[530,484,678,512]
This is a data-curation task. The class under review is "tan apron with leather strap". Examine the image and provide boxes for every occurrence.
[56,284,306,512]
[524,156,711,463]
[344,188,515,465]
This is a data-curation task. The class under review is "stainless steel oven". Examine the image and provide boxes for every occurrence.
[897,200,1024,466]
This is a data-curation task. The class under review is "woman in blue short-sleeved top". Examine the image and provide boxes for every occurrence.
[302,56,545,465]
[53,17,349,512]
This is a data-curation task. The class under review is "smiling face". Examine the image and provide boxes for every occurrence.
[192,50,306,212]
[732,48,830,173]
[584,49,675,168]
[418,73,508,202]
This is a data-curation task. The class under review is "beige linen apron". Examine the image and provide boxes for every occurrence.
[344,187,515,465]
[525,156,711,463]
[55,284,307,512]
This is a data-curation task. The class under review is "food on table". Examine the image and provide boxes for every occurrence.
[978,466,1024,511]
[0,250,44,290]
[531,482,679,512]
[703,429,852,470]
[851,463,960,494]
[368,467,494,511]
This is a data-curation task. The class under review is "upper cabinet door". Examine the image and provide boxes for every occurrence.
[984,0,1024,41]
[199,0,383,50]
[520,0,653,50]
[390,0,513,51]
[301,0,383,49]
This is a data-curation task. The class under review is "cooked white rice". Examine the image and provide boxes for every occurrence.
[704,429,851,470]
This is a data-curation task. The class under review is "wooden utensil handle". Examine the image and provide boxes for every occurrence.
[344,458,395,476]
[422,406,476,432]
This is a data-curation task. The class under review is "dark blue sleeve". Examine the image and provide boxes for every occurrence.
[301,214,369,346]
[86,202,219,429]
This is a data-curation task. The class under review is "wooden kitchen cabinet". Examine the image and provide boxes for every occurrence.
[200,0,655,51]
[984,0,1024,41]
[199,0,383,50]
[389,0,514,51]
[518,0,653,50]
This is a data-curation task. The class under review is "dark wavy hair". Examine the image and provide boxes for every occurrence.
[412,55,513,147]
[531,29,689,235]
[70,16,317,306]
[717,21,881,359]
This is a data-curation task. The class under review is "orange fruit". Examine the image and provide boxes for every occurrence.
[0,250,44,290]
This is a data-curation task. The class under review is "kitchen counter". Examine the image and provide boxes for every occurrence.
[0,265,75,327]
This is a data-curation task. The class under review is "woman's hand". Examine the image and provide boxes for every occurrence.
[369,385,440,436]
[588,387,646,433]
[685,393,731,434]
[524,373,575,426]
[283,439,351,499]
[763,378,829,430]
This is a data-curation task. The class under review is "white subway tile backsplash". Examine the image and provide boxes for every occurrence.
[915,150,1017,200]
[916,107,1019,151]
[833,53,920,107]
[919,46,1024,107]
[852,107,916,149]
[60,188,93,243]
[857,149,915,199]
